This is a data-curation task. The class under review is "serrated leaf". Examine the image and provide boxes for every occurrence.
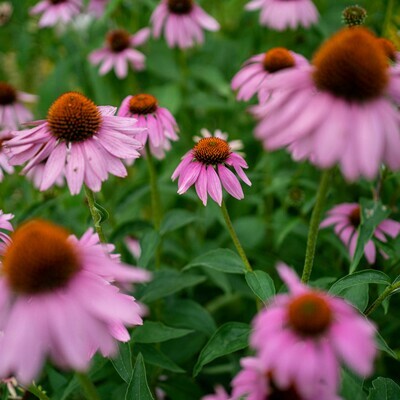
[350,199,390,273]
[125,353,154,400]
[184,249,246,274]
[245,270,275,302]
[193,322,250,377]
[132,321,193,343]
[329,270,390,295]
[160,209,197,235]
[368,377,400,399]
[139,270,206,302]
[110,342,132,383]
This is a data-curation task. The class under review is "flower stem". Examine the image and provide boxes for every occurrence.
[145,143,162,231]
[365,281,400,316]
[221,200,252,272]
[76,372,101,400]
[301,170,331,283]
[27,385,51,400]
[84,185,106,243]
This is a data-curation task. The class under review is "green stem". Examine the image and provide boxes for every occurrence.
[84,185,106,243]
[145,143,162,231]
[301,170,331,283]
[27,385,51,400]
[365,282,400,316]
[382,0,394,37]
[221,200,252,272]
[76,372,101,400]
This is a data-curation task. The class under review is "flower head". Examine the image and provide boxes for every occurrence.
[0,216,151,384]
[250,264,377,398]
[30,0,82,27]
[321,202,400,264]
[89,28,150,79]
[254,27,400,181]
[172,129,251,206]
[0,82,36,130]
[87,0,108,17]
[245,0,318,31]
[151,0,219,49]
[0,131,14,182]
[118,93,179,159]
[341,5,367,27]
[5,92,144,195]
[232,47,309,102]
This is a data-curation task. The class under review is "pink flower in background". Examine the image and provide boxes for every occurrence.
[118,94,179,159]
[202,385,230,400]
[89,28,150,79]
[0,131,14,182]
[0,210,13,255]
[151,0,219,49]
[172,129,251,206]
[254,27,400,181]
[321,203,400,264]
[245,0,318,31]
[251,264,377,399]
[231,357,340,400]
[231,47,308,102]
[0,82,36,130]
[5,92,143,195]
[125,236,142,260]
[0,218,151,384]
[30,0,82,27]
[87,0,108,17]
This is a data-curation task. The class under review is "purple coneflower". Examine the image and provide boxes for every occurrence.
[0,217,150,384]
[245,0,318,31]
[172,129,251,206]
[118,93,179,159]
[5,92,143,195]
[321,203,400,264]
[0,82,36,130]
[151,0,219,49]
[254,27,400,181]
[250,264,377,399]
[30,0,82,27]
[89,28,150,79]
[87,0,108,17]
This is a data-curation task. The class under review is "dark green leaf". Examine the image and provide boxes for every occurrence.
[184,249,246,274]
[340,284,369,312]
[132,321,193,343]
[340,368,367,400]
[138,230,161,268]
[160,209,197,235]
[375,332,398,359]
[110,342,132,383]
[245,270,275,302]
[368,377,400,399]
[193,322,250,377]
[350,199,391,273]
[125,353,154,400]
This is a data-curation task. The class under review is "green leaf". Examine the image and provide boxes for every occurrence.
[340,284,369,312]
[134,344,185,373]
[138,230,161,268]
[245,270,275,302]
[184,249,246,274]
[139,270,206,303]
[110,342,132,383]
[368,377,400,399]
[125,353,154,400]
[375,331,398,359]
[132,321,193,343]
[160,209,197,235]
[350,199,391,273]
[193,322,250,377]
[329,270,390,295]
[340,368,367,400]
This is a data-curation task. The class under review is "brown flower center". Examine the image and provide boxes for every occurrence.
[167,0,193,14]
[0,82,17,105]
[107,29,131,53]
[49,0,66,4]
[349,206,361,228]
[47,92,102,142]
[129,94,158,115]
[313,27,389,102]
[193,137,231,165]
[377,38,397,62]
[263,48,295,73]
[288,293,332,336]
[268,373,302,400]
[2,220,80,294]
